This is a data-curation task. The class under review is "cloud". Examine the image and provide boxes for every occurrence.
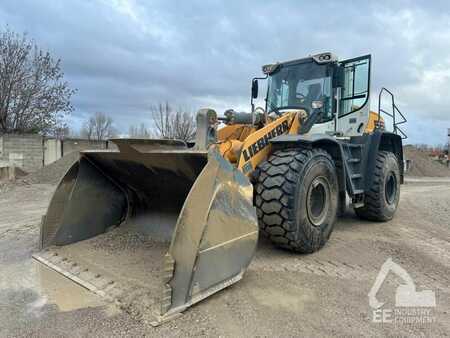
[0,0,449,144]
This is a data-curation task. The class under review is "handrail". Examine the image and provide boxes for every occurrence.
[377,87,407,139]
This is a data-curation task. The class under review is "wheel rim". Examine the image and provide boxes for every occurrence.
[385,172,397,205]
[306,176,330,226]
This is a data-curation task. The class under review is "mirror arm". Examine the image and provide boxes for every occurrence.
[250,75,268,118]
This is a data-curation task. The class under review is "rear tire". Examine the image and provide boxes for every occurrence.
[255,148,338,253]
[354,151,400,221]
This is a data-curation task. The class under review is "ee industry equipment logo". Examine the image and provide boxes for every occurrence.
[368,258,436,324]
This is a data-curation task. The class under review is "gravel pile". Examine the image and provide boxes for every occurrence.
[90,225,164,253]
[404,145,450,177]
[22,151,80,185]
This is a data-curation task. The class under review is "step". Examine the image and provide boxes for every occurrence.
[345,143,363,148]
[347,158,361,163]
[352,201,365,208]
[351,190,365,208]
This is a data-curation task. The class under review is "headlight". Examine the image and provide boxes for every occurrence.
[262,63,280,75]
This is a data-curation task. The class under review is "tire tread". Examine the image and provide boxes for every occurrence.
[355,151,399,221]
[255,148,336,253]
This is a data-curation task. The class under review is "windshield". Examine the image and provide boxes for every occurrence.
[266,62,333,123]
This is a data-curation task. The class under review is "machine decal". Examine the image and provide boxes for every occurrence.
[242,120,289,161]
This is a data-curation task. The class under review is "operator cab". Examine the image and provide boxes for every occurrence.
[252,52,372,136]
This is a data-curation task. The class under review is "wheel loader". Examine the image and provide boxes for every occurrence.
[33,52,406,325]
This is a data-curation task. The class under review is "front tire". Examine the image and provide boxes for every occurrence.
[354,151,400,221]
[255,148,338,253]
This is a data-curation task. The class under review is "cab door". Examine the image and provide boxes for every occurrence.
[337,55,371,136]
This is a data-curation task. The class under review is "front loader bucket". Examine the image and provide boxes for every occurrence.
[33,143,258,325]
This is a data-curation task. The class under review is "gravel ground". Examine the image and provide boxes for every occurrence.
[404,145,450,177]
[0,180,449,337]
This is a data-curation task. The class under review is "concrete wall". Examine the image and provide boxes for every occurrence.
[42,138,117,165]
[43,138,110,165]
[106,140,118,151]
[0,134,43,172]
[62,139,108,156]
[0,136,6,168]
[44,138,62,166]
[0,134,118,172]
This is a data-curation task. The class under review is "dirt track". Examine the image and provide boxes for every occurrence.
[0,179,449,337]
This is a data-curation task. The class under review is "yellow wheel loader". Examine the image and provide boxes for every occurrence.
[33,52,406,325]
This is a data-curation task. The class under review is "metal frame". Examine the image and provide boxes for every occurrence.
[377,87,407,139]
[336,54,372,119]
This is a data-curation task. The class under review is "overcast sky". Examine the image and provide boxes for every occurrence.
[1,0,449,144]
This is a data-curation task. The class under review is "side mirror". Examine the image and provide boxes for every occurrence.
[251,79,258,99]
[333,66,344,88]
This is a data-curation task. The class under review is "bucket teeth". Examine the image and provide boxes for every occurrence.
[160,253,175,314]
[162,253,175,283]
[160,284,173,314]
[160,285,173,315]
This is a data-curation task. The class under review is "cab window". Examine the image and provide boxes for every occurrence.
[266,62,333,123]
[339,57,370,115]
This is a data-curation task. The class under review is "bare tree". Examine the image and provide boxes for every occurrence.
[0,27,75,135]
[53,125,71,140]
[80,112,116,141]
[151,102,196,142]
[80,119,94,140]
[129,122,152,138]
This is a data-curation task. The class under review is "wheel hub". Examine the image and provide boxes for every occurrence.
[306,176,330,226]
[385,172,397,205]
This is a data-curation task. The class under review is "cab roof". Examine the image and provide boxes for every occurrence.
[262,52,338,74]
